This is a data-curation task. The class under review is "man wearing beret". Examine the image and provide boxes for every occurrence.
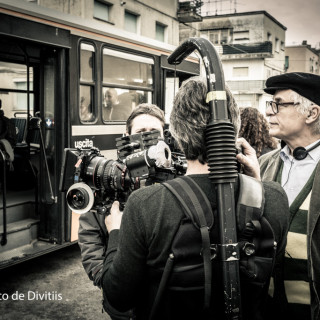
[238,72,320,320]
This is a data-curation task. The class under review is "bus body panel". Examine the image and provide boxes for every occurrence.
[0,0,199,269]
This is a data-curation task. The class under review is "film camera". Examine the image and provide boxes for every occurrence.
[60,130,186,214]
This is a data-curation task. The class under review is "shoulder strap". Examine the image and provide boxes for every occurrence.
[236,174,277,286]
[163,176,213,310]
[163,176,214,228]
[0,115,7,139]
[236,173,265,234]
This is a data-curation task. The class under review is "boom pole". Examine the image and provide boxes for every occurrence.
[168,37,241,319]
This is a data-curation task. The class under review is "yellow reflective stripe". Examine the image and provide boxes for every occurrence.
[284,280,310,305]
[300,191,311,210]
[268,276,275,297]
[285,232,307,260]
[206,91,226,103]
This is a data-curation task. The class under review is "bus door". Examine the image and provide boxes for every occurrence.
[0,15,70,267]
[38,47,68,244]
[160,55,199,124]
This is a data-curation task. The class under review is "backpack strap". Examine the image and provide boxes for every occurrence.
[164,176,213,309]
[149,176,214,320]
[149,253,175,320]
[236,174,276,288]
[163,176,214,228]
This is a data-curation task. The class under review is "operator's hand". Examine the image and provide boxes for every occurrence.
[105,201,123,233]
[236,138,261,180]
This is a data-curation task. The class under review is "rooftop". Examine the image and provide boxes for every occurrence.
[202,11,287,31]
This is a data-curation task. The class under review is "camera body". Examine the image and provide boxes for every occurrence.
[60,130,186,214]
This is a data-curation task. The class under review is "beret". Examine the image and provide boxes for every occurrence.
[264,72,320,106]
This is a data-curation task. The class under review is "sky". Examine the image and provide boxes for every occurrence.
[201,0,320,48]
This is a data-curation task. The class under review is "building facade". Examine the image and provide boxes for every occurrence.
[285,41,320,75]
[179,10,287,112]
[26,0,180,45]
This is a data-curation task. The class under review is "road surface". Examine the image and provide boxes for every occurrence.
[0,244,111,320]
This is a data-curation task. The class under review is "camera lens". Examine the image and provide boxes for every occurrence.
[66,182,94,214]
[103,160,130,192]
[83,155,130,192]
[68,189,88,209]
[84,156,110,190]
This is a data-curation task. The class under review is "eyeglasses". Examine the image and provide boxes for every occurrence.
[266,101,300,114]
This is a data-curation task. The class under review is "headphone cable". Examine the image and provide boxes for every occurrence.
[282,158,294,188]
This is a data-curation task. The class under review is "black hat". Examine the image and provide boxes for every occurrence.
[264,72,320,106]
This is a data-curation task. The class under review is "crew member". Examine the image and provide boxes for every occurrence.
[78,103,165,320]
[101,77,289,319]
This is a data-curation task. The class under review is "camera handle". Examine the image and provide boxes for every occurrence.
[95,205,108,216]
[168,38,241,320]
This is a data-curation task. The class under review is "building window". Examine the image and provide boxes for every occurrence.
[233,67,248,77]
[310,58,314,72]
[200,29,231,45]
[156,22,166,42]
[94,1,111,22]
[233,30,249,42]
[281,41,285,51]
[267,32,272,41]
[209,31,219,44]
[275,38,280,52]
[220,29,228,44]
[284,56,289,71]
[125,11,139,33]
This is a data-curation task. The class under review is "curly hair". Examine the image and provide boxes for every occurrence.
[170,76,240,162]
[239,107,278,157]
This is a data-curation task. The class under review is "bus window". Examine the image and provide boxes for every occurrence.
[102,87,152,121]
[0,62,34,118]
[102,49,153,122]
[165,77,179,124]
[79,86,94,122]
[79,43,96,122]
[102,49,153,88]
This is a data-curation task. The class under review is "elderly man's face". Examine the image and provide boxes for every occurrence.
[266,89,307,142]
[130,114,163,137]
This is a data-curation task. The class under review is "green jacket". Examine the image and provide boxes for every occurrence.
[259,149,320,320]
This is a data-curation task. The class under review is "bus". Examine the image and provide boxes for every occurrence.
[0,0,199,268]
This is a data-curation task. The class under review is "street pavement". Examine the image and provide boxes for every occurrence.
[0,244,111,320]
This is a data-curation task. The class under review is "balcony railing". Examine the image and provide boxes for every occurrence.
[226,80,266,92]
[178,0,203,23]
[223,42,272,55]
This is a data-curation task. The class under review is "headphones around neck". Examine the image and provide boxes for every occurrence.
[293,140,320,160]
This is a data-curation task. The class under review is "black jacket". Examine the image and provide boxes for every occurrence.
[101,174,290,320]
[78,211,108,288]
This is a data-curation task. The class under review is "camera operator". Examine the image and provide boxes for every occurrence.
[78,103,165,320]
[101,77,290,320]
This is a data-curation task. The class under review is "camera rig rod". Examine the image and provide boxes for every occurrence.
[168,37,241,319]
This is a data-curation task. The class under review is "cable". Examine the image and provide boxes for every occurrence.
[282,158,294,188]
